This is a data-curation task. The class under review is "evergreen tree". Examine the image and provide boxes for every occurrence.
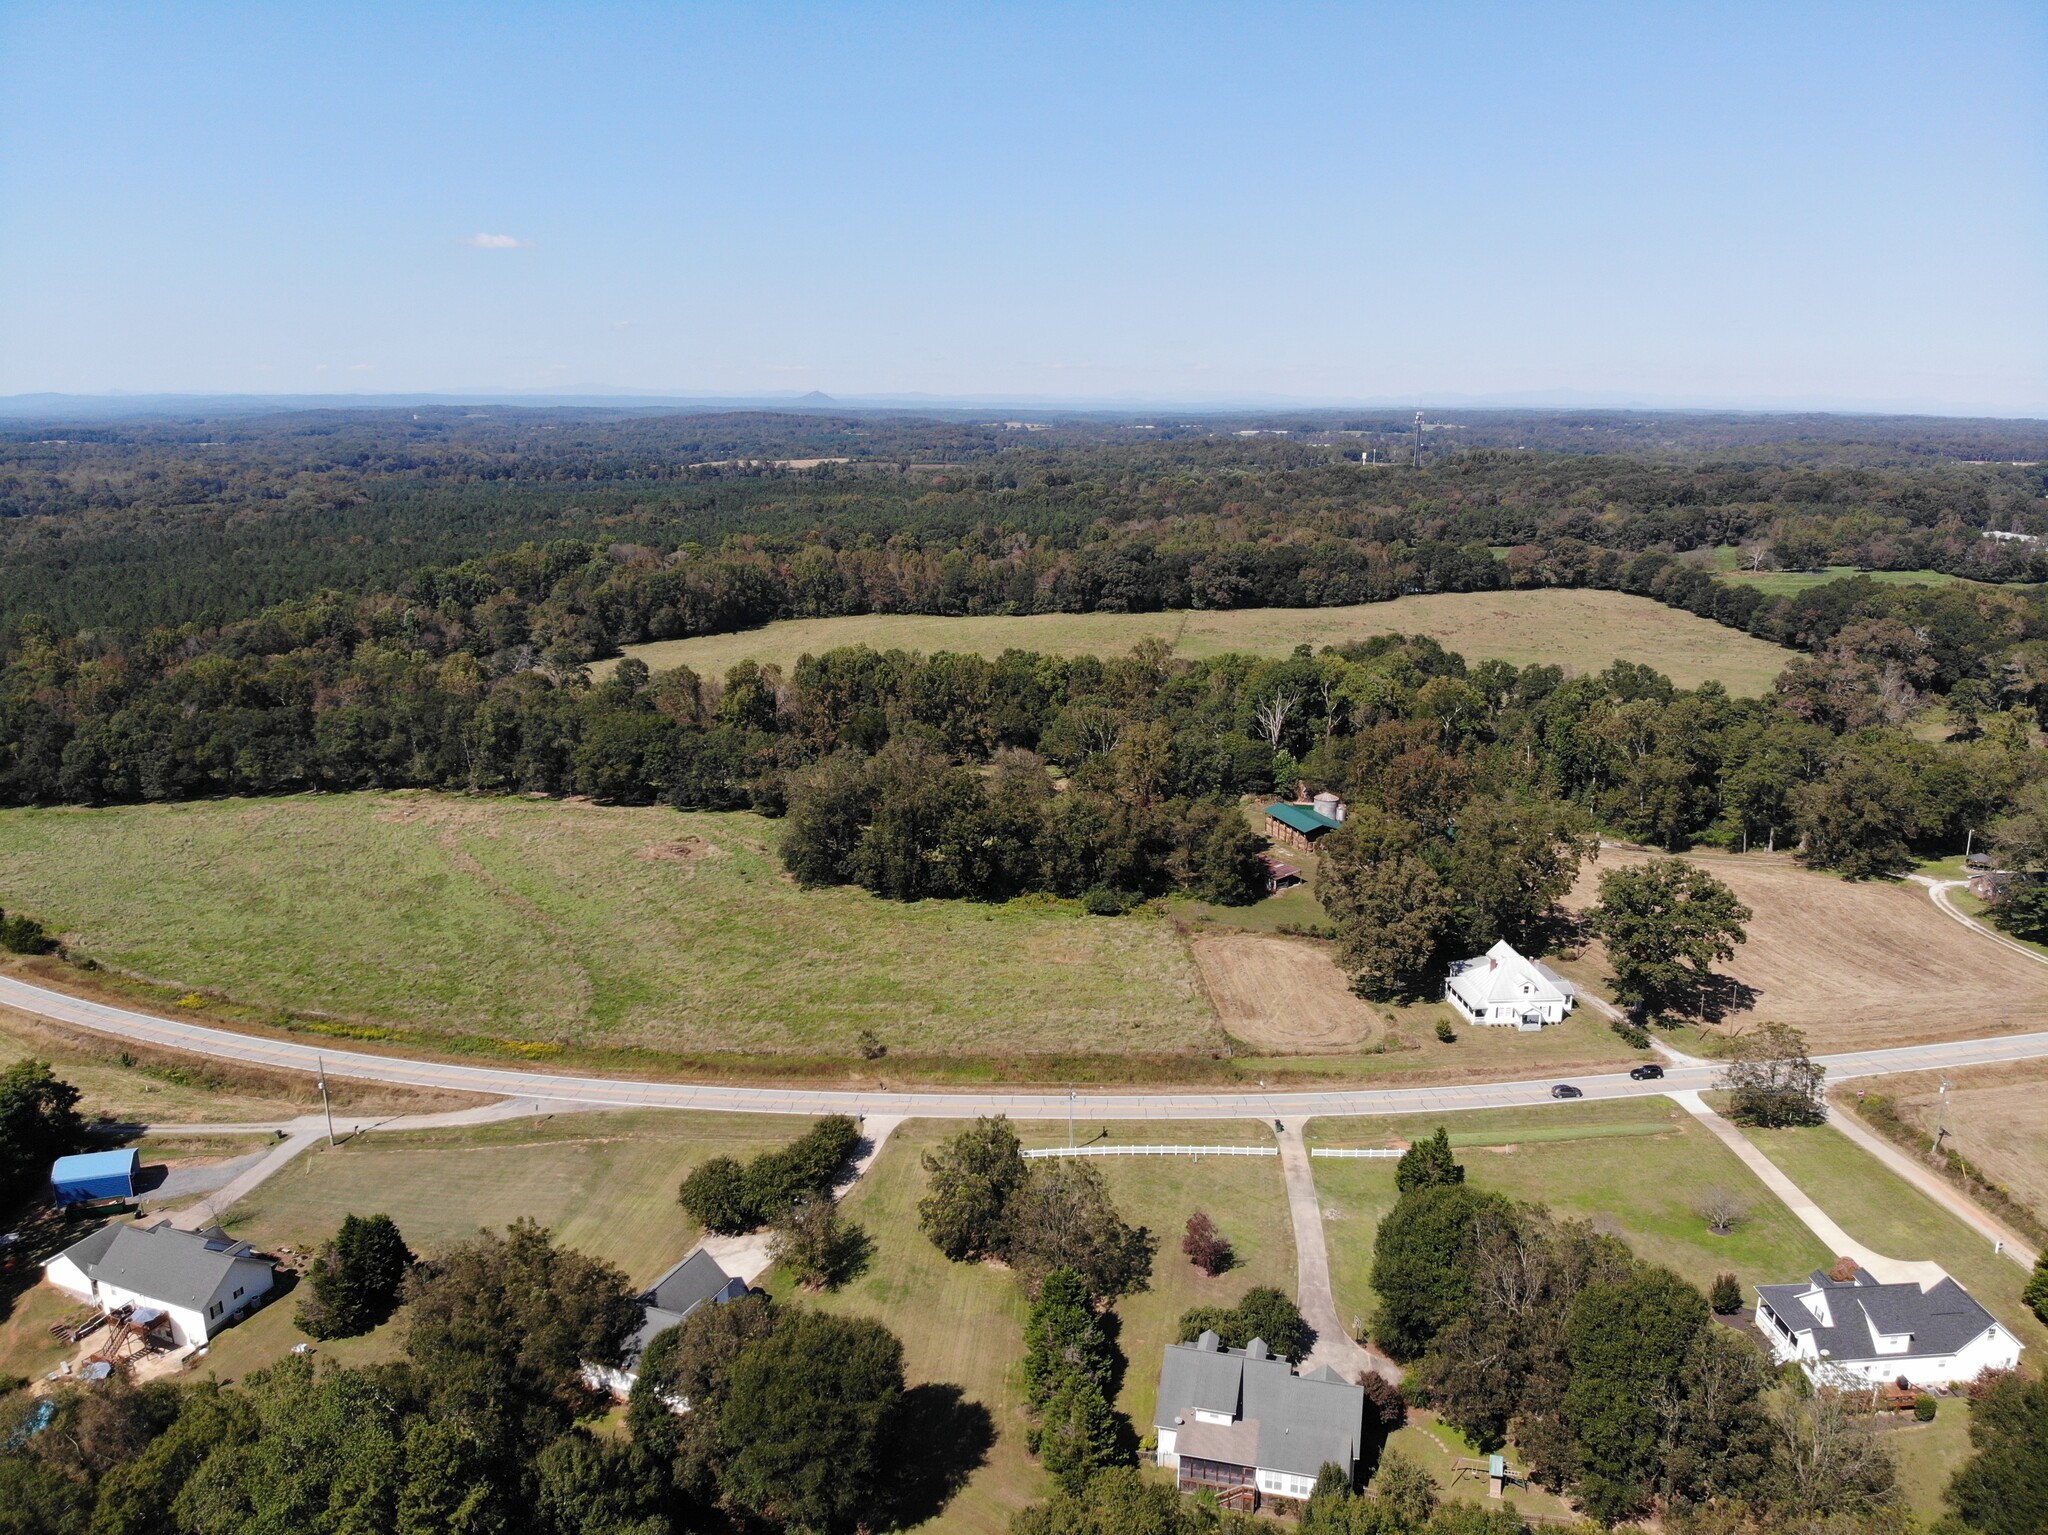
[1394,1128,1464,1194]
[1027,1372,1120,1494]
[296,1213,414,1341]
[1022,1268,1115,1406]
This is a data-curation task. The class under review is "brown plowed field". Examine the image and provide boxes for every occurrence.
[1566,848,2048,1049]
[1191,932,1382,1052]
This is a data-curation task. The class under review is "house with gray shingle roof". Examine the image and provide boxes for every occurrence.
[583,1249,748,1401]
[44,1219,276,1349]
[1154,1330,1369,1506]
[1755,1268,2023,1388]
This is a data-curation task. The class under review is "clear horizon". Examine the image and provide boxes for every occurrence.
[3,1,2044,415]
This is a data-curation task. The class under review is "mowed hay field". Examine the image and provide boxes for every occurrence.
[1566,847,2048,1049]
[0,793,1216,1059]
[1875,1058,2048,1226]
[1192,932,1382,1052]
[602,590,1794,696]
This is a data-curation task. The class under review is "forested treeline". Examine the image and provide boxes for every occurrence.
[4,406,2047,638]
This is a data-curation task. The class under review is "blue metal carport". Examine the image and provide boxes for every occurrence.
[49,1149,139,1204]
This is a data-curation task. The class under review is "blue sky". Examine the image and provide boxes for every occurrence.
[2,2,2043,412]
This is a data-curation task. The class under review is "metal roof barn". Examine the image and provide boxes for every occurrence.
[50,1149,140,1204]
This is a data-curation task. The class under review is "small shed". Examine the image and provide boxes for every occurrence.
[50,1150,140,1205]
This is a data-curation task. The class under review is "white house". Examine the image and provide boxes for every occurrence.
[583,1249,748,1401]
[1154,1331,1368,1507]
[1755,1268,2024,1389]
[1443,940,1576,1030]
[44,1220,276,1349]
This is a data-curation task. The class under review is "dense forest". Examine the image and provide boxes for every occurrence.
[4,408,2048,919]
[2,406,2046,638]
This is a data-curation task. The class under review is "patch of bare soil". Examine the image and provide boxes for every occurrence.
[1191,933,1380,1053]
[1566,847,2048,1049]
[634,837,726,863]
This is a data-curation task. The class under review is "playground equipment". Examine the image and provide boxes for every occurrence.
[1452,1454,1529,1500]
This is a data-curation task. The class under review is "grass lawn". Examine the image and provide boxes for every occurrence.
[1383,1416,1580,1523]
[0,1002,461,1125]
[1950,888,2048,964]
[1888,1396,1971,1529]
[1715,566,1969,596]
[0,1281,81,1386]
[761,1120,1296,1533]
[223,1109,812,1284]
[1737,1122,2048,1354]
[0,793,1217,1065]
[1307,1099,1832,1332]
[602,589,1796,696]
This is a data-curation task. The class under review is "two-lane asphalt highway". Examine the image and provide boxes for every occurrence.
[6,972,2047,1121]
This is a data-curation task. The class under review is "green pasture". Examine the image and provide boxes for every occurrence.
[602,589,1795,696]
[0,794,1217,1062]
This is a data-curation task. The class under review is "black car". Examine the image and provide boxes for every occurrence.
[1550,1083,1583,1099]
[1629,1063,1665,1081]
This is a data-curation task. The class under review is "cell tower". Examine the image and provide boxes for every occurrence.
[1413,411,1425,467]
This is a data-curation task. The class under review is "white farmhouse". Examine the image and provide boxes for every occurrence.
[44,1220,276,1349]
[1443,940,1576,1030]
[1755,1268,2023,1389]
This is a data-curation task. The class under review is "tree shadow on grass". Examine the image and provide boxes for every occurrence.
[873,1383,996,1530]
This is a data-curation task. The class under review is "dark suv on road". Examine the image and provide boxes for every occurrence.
[1629,1063,1665,1081]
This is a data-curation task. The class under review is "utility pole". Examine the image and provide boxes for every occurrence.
[1068,1084,1075,1150]
[315,1055,336,1148]
[1933,1076,1951,1154]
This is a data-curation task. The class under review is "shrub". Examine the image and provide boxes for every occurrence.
[1182,1212,1234,1276]
[1434,1018,1456,1043]
[1362,1371,1408,1430]
[1081,886,1139,916]
[1709,1272,1743,1315]
[1912,1394,1937,1422]
[1612,1018,1651,1049]
[0,912,55,955]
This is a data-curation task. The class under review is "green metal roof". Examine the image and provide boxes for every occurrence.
[1264,803,1342,835]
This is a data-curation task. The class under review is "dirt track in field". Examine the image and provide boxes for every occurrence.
[1566,848,2048,1049]
[1192,933,1382,1053]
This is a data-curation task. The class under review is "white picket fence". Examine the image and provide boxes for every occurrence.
[1022,1145,1277,1159]
[1020,1144,1407,1160]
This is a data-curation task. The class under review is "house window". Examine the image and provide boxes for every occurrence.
[232,1287,244,1300]
[208,1302,221,1318]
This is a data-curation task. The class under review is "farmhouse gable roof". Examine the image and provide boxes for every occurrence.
[1444,940,1573,1010]
[1756,1270,2009,1364]
[50,1220,269,1315]
[1156,1333,1367,1479]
